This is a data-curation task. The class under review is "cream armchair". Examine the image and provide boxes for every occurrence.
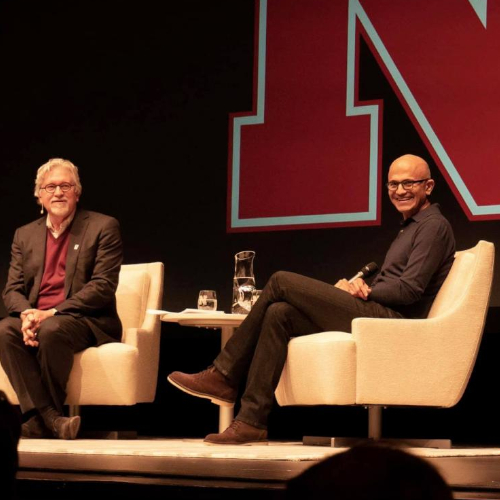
[275,241,495,446]
[0,262,164,411]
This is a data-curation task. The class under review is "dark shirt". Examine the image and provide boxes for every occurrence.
[369,204,455,318]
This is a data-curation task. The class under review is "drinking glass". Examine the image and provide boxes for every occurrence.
[237,285,255,313]
[198,290,217,311]
[232,250,256,314]
[251,289,262,307]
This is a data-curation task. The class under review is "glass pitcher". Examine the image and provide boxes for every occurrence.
[232,250,256,314]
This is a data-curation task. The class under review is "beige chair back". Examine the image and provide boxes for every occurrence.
[429,240,495,403]
[353,240,495,408]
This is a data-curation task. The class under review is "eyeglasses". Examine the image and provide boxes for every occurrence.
[40,183,75,193]
[386,179,429,191]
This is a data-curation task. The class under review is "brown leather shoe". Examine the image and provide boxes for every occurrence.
[40,406,81,440]
[52,416,81,440]
[204,419,268,445]
[167,366,237,406]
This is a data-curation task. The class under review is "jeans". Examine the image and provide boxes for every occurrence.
[214,271,402,429]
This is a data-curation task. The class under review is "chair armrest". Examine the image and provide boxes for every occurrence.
[122,325,160,403]
[352,315,481,407]
[139,310,160,337]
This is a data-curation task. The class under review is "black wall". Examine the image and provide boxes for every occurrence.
[0,0,498,444]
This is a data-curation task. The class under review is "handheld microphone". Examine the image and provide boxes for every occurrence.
[348,262,379,283]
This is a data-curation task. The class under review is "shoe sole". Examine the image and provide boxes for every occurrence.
[167,376,235,407]
[68,416,81,440]
[58,416,81,440]
[203,439,269,446]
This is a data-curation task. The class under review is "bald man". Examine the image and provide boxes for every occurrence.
[168,154,456,445]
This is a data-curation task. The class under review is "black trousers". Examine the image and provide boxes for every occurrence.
[214,271,402,429]
[0,315,95,414]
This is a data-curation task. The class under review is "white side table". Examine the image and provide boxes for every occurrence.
[161,312,246,432]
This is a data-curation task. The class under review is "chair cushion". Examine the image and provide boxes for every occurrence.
[116,270,151,332]
[65,343,139,405]
[276,331,356,406]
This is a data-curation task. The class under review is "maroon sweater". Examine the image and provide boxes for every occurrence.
[36,229,71,310]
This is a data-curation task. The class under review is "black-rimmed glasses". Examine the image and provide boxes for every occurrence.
[386,179,429,191]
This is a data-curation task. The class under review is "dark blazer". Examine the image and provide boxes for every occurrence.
[2,209,123,345]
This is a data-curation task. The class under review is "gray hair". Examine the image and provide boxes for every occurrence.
[34,158,82,204]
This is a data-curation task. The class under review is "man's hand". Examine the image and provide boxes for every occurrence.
[335,278,372,300]
[20,308,57,346]
[21,310,39,347]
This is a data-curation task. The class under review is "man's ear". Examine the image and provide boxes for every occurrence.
[426,179,435,195]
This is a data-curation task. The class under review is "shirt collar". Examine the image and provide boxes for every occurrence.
[401,203,441,226]
[46,210,76,239]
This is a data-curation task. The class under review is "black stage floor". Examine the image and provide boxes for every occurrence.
[14,438,500,500]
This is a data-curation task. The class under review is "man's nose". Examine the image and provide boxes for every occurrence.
[395,183,407,195]
[53,186,65,195]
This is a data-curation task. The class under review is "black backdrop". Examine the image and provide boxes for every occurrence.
[0,0,499,444]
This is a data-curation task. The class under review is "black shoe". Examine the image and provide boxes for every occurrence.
[21,414,52,439]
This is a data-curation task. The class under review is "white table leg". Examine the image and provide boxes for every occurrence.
[220,326,233,348]
[219,326,235,432]
[219,406,233,433]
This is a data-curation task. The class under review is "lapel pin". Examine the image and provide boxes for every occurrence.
[74,244,79,250]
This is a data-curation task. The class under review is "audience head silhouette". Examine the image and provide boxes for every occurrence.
[0,390,21,499]
[286,443,453,500]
